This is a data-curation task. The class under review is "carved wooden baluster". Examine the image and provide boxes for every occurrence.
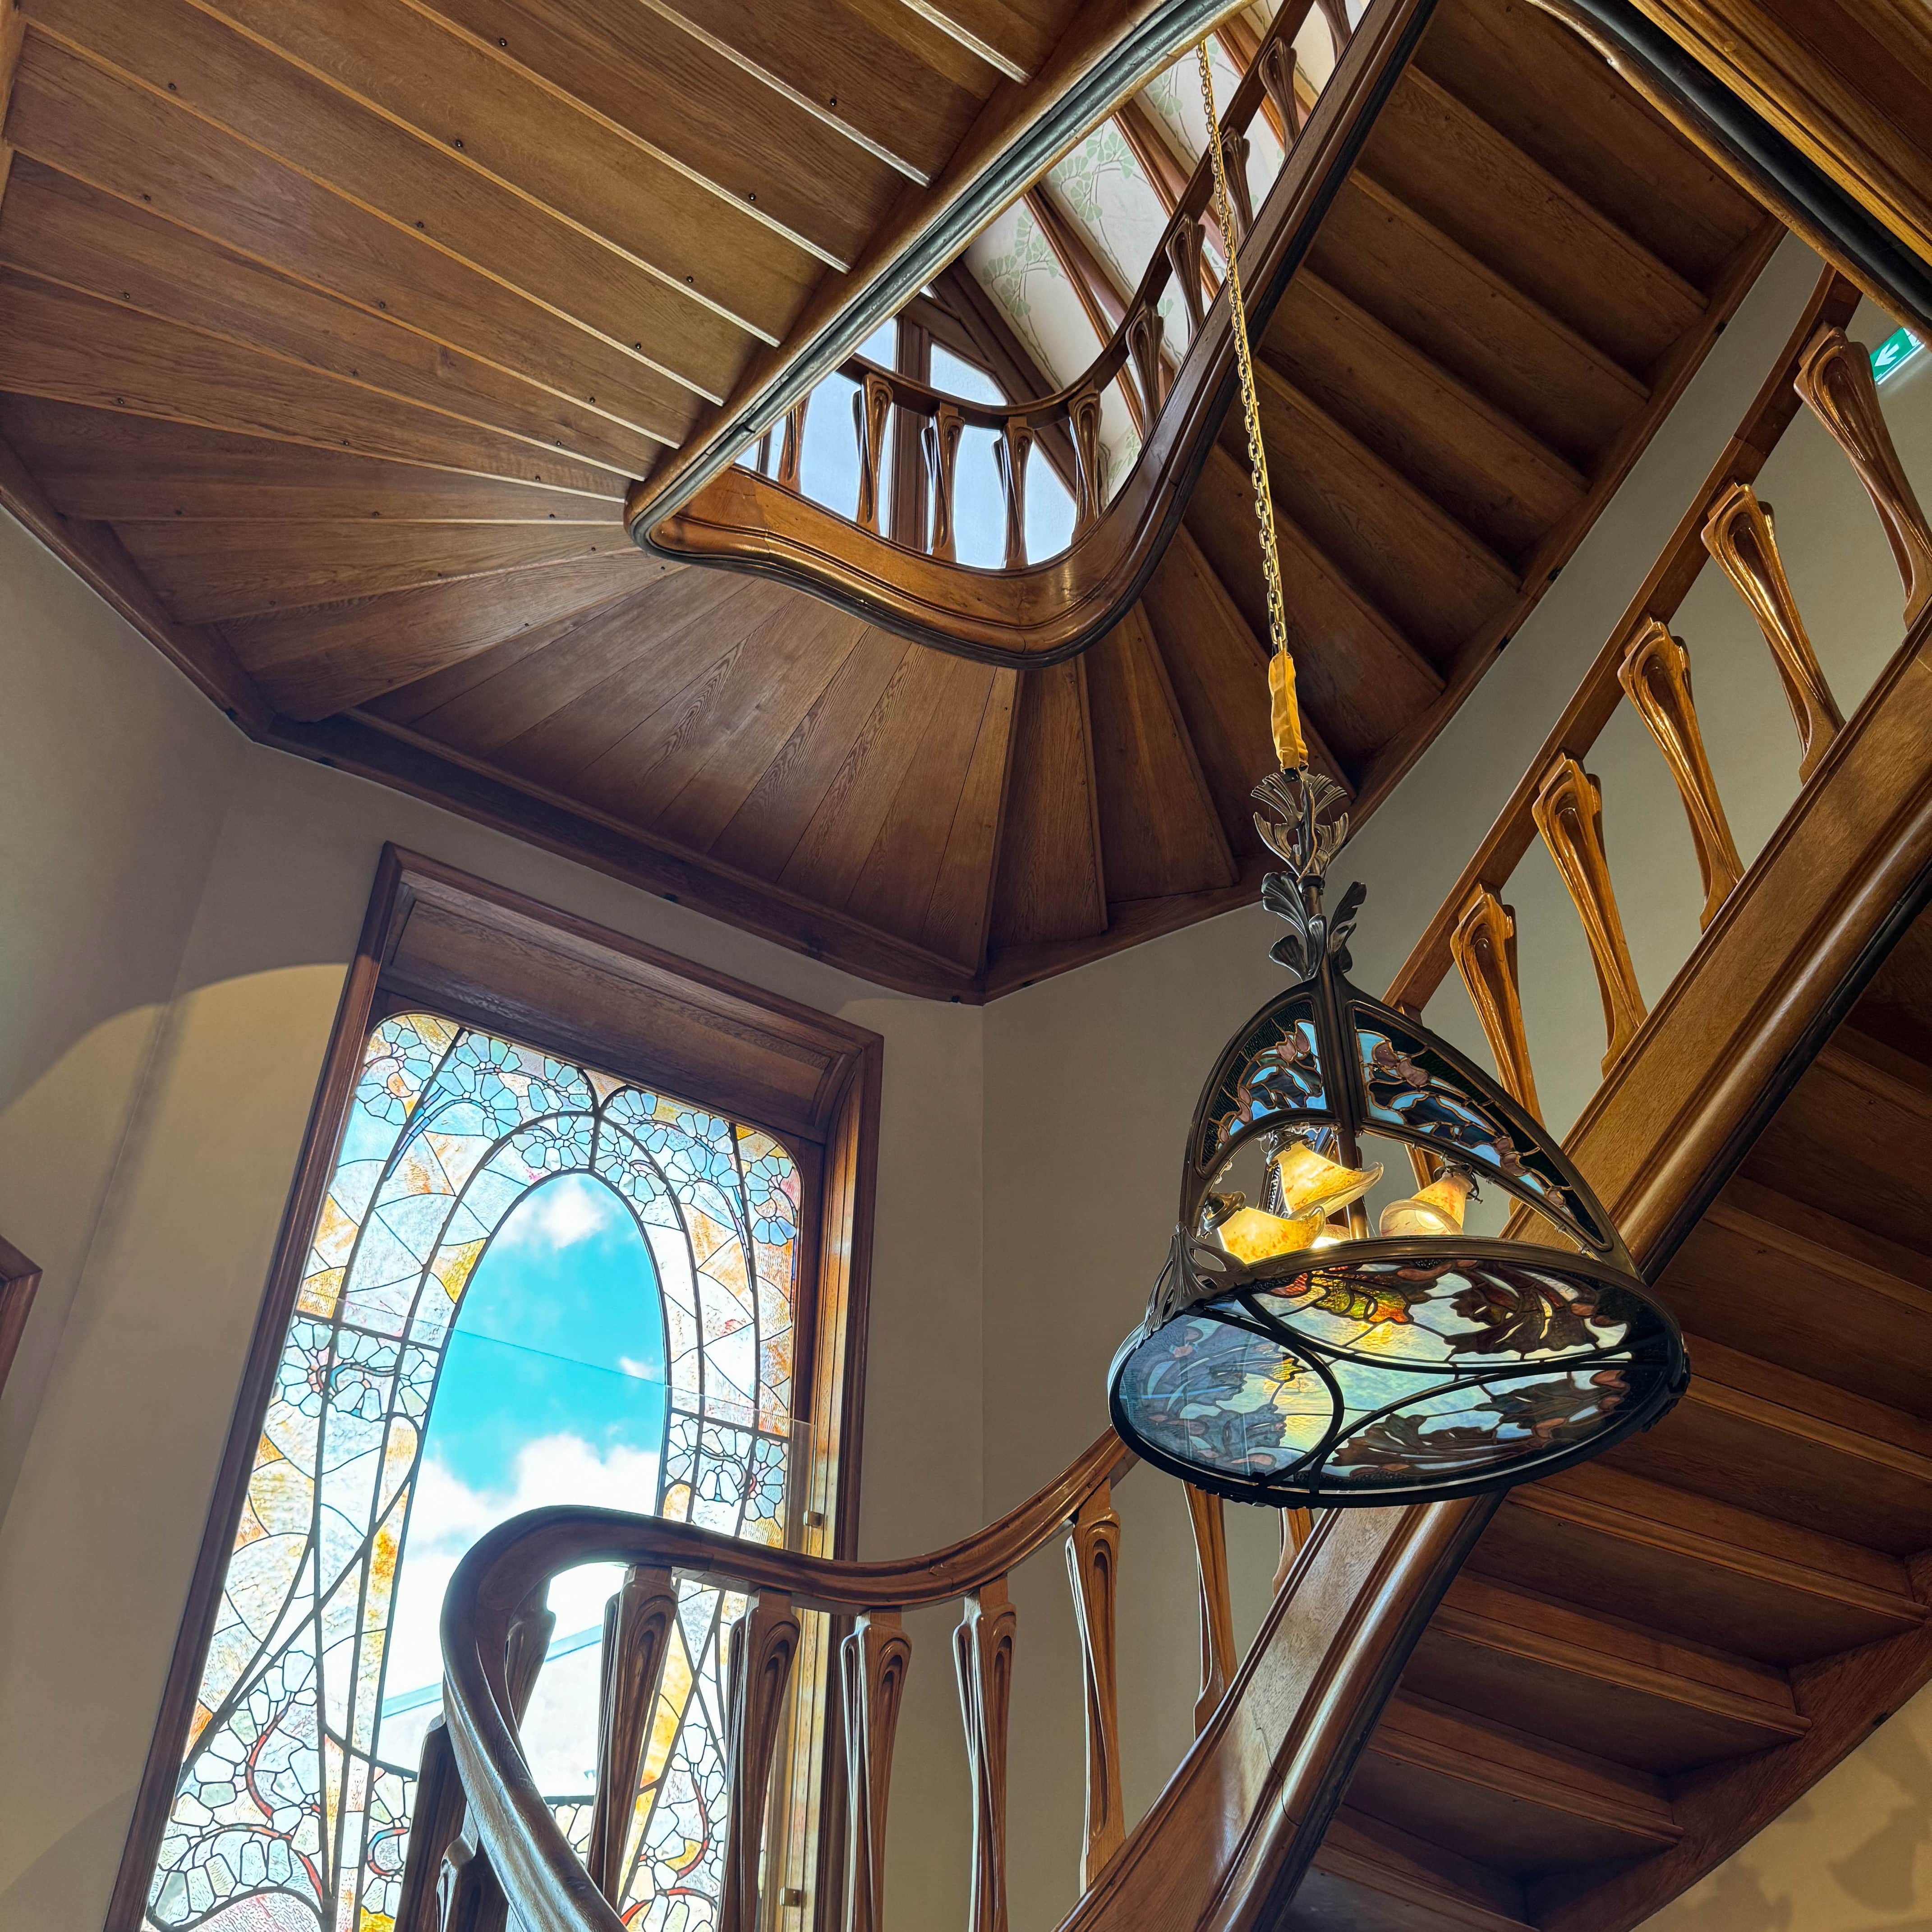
[754,428,773,477]
[1449,887,1542,1118]
[996,419,1034,568]
[954,1579,1017,1932]
[394,1720,466,1932]
[1618,619,1745,930]
[777,397,809,491]
[853,371,895,534]
[506,1582,557,1716]
[1183,1486,1237,1734]
[1064,1485,1123,1885]
[842,1611,912,1932]
[588,1566,679,1902]
[925,403,965,561]
[1167,221,1206,337]
[1218,130,1254,240]
[719,1592,802,1932]
[1702,480,1844,777]
[1532,755,1647,1072]
[1272,1509,1314,1597]
[1127,304,1165,420]
[1070,388,1105,535]
[1258,41,1302,138]
[1317,0,1351,57]
[1796,323,1932,624]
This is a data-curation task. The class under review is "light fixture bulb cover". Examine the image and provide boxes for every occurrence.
[1108,772,1688,1509]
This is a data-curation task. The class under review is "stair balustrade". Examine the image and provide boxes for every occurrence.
[633,0,1438,668]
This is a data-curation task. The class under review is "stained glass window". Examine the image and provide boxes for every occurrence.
[143,1013,802,1932]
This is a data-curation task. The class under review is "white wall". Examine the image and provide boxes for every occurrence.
[3,231,1931,1932]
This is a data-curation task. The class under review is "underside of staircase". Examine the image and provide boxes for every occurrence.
[1293,897,1932,1929]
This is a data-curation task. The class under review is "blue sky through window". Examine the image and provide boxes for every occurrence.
[380,1173,668,1769]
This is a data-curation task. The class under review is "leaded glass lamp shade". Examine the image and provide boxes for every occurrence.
[1108,772,1688,1509]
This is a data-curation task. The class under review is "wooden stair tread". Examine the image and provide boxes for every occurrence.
[1658,1175,1932,1421]
[1347,1692,1680,1876]
[1471,1464,1924,1665]
[1297,1808,1531,1932]
[1607,1333,1932,1555]
[1403,1574,1807,1774]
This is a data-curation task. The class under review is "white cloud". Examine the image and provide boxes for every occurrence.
[495,1175,623,1254]
[383,1433,661,1707]
[616,1356,660,1382]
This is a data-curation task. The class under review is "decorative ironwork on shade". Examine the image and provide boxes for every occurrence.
[1108,772,1688,1509]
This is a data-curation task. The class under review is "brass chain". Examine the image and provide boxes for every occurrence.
[1196,40,1288,664]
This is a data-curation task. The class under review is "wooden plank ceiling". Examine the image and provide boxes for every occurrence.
[0,0,1780,1000]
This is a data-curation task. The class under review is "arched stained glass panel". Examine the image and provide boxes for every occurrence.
[143,1014,802,1932]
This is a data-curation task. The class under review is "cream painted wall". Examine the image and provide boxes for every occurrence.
[3,231,1931,1932]
[0,537,985,1928]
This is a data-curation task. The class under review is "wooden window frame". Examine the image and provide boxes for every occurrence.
[106,845,884,1931]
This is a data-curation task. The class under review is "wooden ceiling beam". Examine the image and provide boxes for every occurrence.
[0,160,665,479]
[900,0,1051,83]
[0,426,271,729]
[5,32,690,444]
[25,0,749,404]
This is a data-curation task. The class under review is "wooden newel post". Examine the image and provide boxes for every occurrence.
[719,1591,802,1932]
[954,1578,1017,1932]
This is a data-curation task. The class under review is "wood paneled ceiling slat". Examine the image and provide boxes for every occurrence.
[908,0,1060,81]
[118,518,620,621]
[418,571,783,767]
[633,0,992,183]
[1083,603,1237,904]
[27,0,748,403]
[222,547,667,716]
[842,653,1014,953]
[0,161,664,478]
[409,0,903,267]
[987,658,1107,949]
[915,667,1018,971]
[0,398,624,521]
[705,629,915,883]
[6,34,694,446]
[639,603,877,854]
[202,0,817,343]
[0,267,632,496]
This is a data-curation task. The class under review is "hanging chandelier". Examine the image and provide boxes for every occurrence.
[1104,47,1688,1510]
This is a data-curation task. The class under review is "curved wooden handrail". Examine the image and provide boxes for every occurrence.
[635,0,1438,668]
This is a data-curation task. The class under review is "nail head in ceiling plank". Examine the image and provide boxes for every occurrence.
[0,426,273,729]
[0,264,635,498]
[0,158,666,478]
[7,33,696,444]
[26,0,745,403]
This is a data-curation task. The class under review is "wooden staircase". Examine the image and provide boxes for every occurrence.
[1298,907,1932,1929]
